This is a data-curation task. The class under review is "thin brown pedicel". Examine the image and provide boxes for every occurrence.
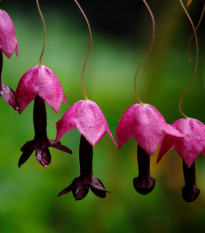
[187,3,204,62]
[74,0,92,100]
[134,0,155,104]
[36,0,46,66]
[178,0,199,119]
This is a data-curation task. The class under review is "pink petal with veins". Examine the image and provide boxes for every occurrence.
[15,65,67,113]
[56,100,117,146]
[116,105,135,149]
[116,104,182,155]
[173,118,205,168]
[0,10,18,58]
[157,134,175,162]
[132,104,166,155]
[163,123,184,137]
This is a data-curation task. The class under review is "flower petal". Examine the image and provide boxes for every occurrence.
[21,140,34,151]
[90,177,106,191]
[15,66,39,113]
[36,148,51,167]
[117,104,169,155]
[18,141,35,167]
[37,66,67,113]
[0,10,18,58]
[117,104,184,154]
[163,124,184,137]
[157,134,175,163]
[173,118,205,167]
[16,65,67,113]
[58,180,76,197]
[73,185,89,201]
[56,100,116,146]
[133,104,165,155]
[90,186,107,198]
[55,100,82,142]
[0,84,19,110]
[90,177,108,198]
[116,106,134,149]
[49,140,72,154]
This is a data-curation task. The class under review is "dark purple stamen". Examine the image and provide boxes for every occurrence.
[133,145,155,195]
[182,161,200,202]
[0,49,19,110]
[58,135,108,201]
[19,95,72,167]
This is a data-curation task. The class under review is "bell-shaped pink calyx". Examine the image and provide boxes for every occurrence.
[0,10,18,58]
[116,103,183,155]
[56,100,117,147]
[158,118,205,168]
[15,65,67,114]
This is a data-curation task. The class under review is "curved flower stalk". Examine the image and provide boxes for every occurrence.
[158,118,205,202]
[116,104,183,194]
[0,10,18,110]
[56,100,117,200]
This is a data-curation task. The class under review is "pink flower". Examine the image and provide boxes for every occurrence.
[116,103,183,195]
[158,118,205,167]
[0,10,18,58]
[56,100,116,200]
[15,65,70,167]
[15,65,67,113]
[157,118,205,202]
[0,10,18,109]
[56,100,117,146]
[116,104,182,155]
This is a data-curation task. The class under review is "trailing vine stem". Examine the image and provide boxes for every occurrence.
[179,0,199,119]
[187,3,204,62]
[74,0,92,100]
[134,0,155,104]
[36,0,46,66]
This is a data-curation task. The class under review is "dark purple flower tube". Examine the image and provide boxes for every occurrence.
[58,135,109,201]
[133,145,155,195]
[19,95,72,167]
[182,161,200,202]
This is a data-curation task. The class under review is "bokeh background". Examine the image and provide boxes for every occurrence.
[0,0,205,233]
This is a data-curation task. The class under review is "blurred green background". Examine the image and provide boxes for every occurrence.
[0,0,205,233]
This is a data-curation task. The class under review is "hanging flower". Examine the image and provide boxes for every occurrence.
[0,9,18,109]
[158,118,205,202]
[16,66,72,167]
[158,118,205,167]
[116,103,183,195]
[56,100,117,146]
[56,99,117,200]
[16,65,67,114]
